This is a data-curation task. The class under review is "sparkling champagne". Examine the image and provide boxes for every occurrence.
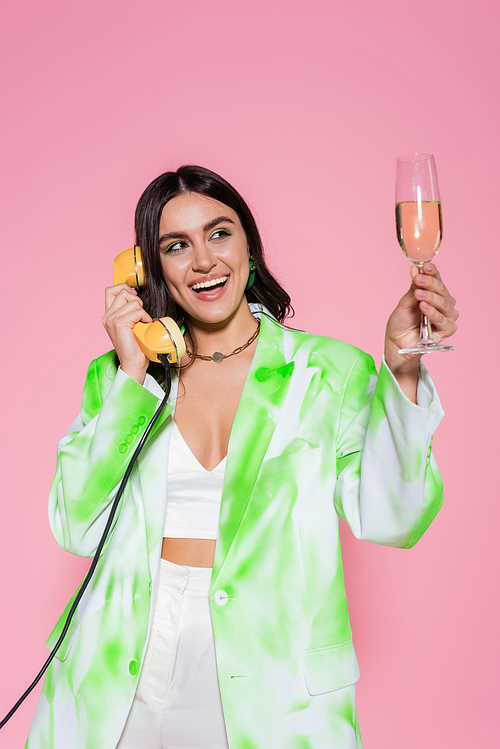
[395,200,442,266]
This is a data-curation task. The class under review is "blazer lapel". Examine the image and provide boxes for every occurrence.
[212,313,295,584]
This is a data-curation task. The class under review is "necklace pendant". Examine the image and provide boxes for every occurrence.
[212,351,224,363]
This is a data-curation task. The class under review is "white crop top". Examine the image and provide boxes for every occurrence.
[163,421,226,540]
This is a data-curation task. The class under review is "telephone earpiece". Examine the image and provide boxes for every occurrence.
[113,246,186,364]
[113,245,146,289]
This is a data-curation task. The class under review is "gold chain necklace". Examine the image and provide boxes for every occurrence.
[185,321,261,363]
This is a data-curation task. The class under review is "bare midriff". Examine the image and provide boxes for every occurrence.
[161,537,216,568]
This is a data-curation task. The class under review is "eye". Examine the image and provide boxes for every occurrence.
[210,229,230,241]
[164,240,188,253]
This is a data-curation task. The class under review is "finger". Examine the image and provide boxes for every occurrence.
[414,288,458,319]
[103,298,149,327]
[411,264,445,298]
[104,283,137,307]
[419,301,458,335]
[103,305,153,333]
[112,306,153,326]
[422,262,442,281]
[409,263,441,285]
[104,286,141,314]
[105,282,137,299]
[106,298,151,323]
[413,271,452,303]
[414,269,458,316]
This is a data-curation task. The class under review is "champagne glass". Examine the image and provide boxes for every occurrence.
[395,153,456,354]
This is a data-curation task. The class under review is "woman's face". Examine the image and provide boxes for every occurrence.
[158,192,250,327]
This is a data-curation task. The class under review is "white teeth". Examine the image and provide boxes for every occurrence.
[192,275,228,290]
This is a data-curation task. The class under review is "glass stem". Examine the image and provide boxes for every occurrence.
[420,314,434,344]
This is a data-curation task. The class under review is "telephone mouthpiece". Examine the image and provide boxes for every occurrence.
[133,318,186,363]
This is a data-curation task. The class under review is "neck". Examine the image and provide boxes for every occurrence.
[186,300,258,357]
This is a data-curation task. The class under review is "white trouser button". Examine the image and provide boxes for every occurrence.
[214,590,229,606]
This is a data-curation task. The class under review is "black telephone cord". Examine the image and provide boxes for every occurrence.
[0,356,172,730]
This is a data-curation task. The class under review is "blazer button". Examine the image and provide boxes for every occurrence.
[214,590,229,606]
[137,415,147,426]
[119,444,128,454]
[129,659,139,676]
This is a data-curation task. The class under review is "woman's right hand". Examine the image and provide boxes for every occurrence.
[102,284,153,384]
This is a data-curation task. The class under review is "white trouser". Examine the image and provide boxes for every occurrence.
[116,558,229,748]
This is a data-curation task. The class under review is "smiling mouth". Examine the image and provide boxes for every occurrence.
[191,275,229,292]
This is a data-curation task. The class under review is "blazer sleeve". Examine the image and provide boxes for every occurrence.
[333,353,445,548]
[48,359,163,557]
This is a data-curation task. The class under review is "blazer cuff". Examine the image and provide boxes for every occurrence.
[117,366,167,400]
[380,355,443,414]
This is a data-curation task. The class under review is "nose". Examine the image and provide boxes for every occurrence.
[191,239,216,273]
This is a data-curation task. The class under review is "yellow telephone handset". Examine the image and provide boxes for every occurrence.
[113,246,186,364]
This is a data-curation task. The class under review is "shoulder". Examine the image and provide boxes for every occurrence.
[277,319,376,377]
[256,304,371,372]
[81,350,118,423]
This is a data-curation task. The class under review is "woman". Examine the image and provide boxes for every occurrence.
[27,165,458,749]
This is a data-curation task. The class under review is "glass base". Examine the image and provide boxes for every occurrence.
[398,342,457,355]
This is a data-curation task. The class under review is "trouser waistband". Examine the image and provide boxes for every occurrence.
[158,557,212,594]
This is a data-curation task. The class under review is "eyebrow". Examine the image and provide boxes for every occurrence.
[159,216,235,244]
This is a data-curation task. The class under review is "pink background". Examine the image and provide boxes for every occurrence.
[1,0,498,746]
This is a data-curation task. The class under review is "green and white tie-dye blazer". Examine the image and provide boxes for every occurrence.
[26,306,444,749]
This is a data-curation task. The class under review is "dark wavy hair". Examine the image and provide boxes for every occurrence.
[133,165,293,380]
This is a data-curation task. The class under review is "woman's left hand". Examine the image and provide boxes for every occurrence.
[384,263,459,399]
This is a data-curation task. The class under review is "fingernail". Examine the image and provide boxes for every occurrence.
[416,275,425,283]
[416,289,426,298]
[421,301,430,309]
[425,264,433,272]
